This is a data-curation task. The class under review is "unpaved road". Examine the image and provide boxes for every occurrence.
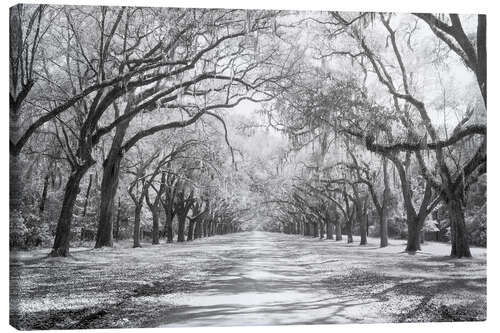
[158,231,486,327]
[10,231,486,329]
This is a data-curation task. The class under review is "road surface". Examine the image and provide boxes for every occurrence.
[157,231,486,326]
[10,231,486,329]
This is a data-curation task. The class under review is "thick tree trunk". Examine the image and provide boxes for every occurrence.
[133,205,142,248]
[164,211,174,243]
[95,156,122,248]
[335,220,342,241]
[208,220,213,236]
[95,101,133,248]
[346,219,353,243]
[10,152,24,212]
[326,221,333,239]
[312,222,318,238]
[406,218,421,252]
[177,214,186,242]
[447,197,472,258]
[50,166,89,257]
[9,6,24,212]
[319,221,325,239]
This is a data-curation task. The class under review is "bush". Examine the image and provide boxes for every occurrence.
[9,209,52,249]
[10,210,28,248]
[388,216,407,239]
[466,204,486,247]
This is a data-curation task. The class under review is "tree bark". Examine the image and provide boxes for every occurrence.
[165,212,174,243]
[10,133,24,212]
[151,208,160,245]
[335,220,342,241]
[406,218,421,252]
[133,204,142,248]
[379,157,390,248]
[187,219,195,241]
[9,5,25,213]
[346,218,353,243]
[326,221,334,239]
[447,197,472,258]
[95,155,123,248]
[95,157,125,247]
[95,104,132,248]
[114,198,121,240]
[357,203,367,245]
[50,165,91,257]
[194,219,202,239]
[207,220,213,236]
[177,213,186,242]
[380,214,388,248]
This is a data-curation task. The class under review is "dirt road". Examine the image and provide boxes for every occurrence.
[10,231,486,329]
[157,231,486,326]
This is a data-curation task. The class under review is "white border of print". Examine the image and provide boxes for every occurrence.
[1,1,496,333]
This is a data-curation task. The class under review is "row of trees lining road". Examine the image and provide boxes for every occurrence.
[10,6,486,259]
[260,12,485,258]
[9,5,302,256]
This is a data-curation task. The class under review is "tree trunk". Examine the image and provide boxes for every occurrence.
[447,197,472,258]
[95,155,122,248]
[177,213,186,242]
[194,220,202,239]
[358,209,367,246]
[9,6,24,213]
[187,219,195,241]
[346,218,353,243]
[406,218,421,252]
[335,220,342,241]
[379,214,388,248]
[207,220,213,236]
[133,205,142,248]
[152,208,159,245]
[163,209,174,243]
[50,166,89,257]
[312,222,318,238]
[326,221,333,239]
[319,221,325,239]
[114,198,121,240]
